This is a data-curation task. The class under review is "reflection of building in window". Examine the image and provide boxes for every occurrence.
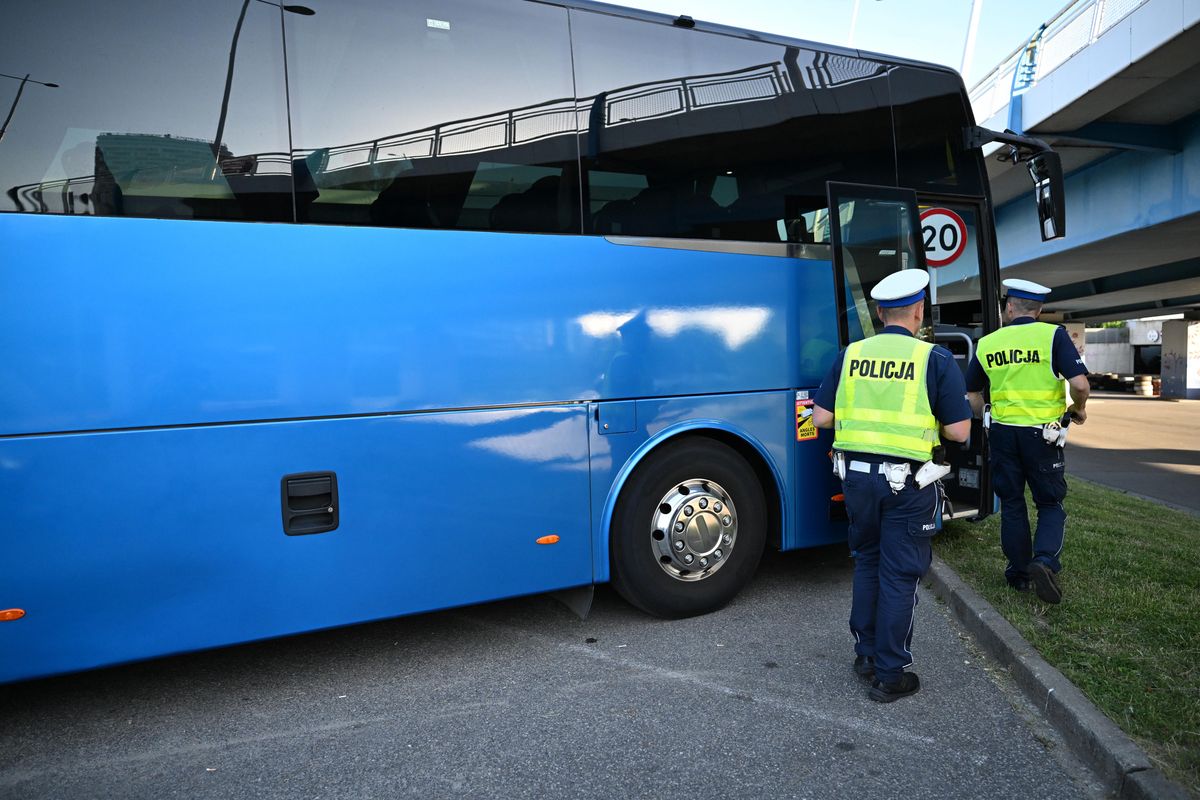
[90,133,234,214]
[94,133,230,180]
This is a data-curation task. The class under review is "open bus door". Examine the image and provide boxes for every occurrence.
[826,182,993,521]
[916,198,998,520]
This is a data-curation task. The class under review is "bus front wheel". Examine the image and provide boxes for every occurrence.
[610,437,766,618]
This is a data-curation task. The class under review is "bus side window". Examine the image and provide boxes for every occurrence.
[285,0,580,234]
[0,1,291,222]
[571,11,897,243]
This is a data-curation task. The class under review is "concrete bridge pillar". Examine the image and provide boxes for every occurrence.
[1160,320,1200,400]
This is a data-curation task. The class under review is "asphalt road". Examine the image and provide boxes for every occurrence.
[0,547,1106,800]
[1068,392,1200,514]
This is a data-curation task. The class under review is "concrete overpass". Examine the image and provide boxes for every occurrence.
[969,0,1200,396]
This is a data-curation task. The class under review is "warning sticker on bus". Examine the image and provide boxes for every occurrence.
[796,394,817,441]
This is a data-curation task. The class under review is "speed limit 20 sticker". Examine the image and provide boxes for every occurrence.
[919,207,968,267]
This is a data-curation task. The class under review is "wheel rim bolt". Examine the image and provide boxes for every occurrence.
[698,499,708,509]
[683,554,694,564]
[684,506,694,517]
[699,557,709,567]
[713,502,722,512]
[675,522,685,532]
[674,540,685,551]
[722,516,732,526]
[722,534,732,545]
[713,549,722,560]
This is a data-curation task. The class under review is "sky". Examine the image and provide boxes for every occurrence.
[604,0,1061,88]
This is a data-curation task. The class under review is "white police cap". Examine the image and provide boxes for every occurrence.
[870,269,929,308]
[1002,278,1051,302]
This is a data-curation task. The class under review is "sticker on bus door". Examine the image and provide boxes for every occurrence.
[796,392,818,441]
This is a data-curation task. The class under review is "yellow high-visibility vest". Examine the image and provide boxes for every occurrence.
[833,334,937,462]
[976,321,1066,425]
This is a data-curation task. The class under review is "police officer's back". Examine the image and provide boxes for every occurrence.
[966,279,1090,604]
[813,270,971,702]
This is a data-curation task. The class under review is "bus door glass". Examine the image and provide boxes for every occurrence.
[918,200,992,518]
[826,183,925,345]
[827,184,992,520]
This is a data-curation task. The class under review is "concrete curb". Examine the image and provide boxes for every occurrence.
[926,556,1192,800]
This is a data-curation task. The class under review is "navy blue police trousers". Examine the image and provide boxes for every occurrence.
[844,463,940,684]
[988,422,1067,585]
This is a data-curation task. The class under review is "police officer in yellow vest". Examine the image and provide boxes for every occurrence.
[966,279,1090,605]
[814,270,971,702]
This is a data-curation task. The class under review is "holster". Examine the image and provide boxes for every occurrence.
[1041,422,1068,447]
[914,461,952,489]
[882,462,910,494]
[832,451,847,480]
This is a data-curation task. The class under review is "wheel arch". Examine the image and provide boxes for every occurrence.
[596,420,786,584]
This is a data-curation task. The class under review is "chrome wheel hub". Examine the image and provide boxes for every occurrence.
[650,478,737,581]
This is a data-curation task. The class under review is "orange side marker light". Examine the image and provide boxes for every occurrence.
[0,609,25,622]
[831,494,845,502]
[536,535,560,545]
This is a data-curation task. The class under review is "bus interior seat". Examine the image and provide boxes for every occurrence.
[785,217,815,243]
[488,175,563,233]
[592,198,636,235]
[605,184,725,238]
[677,193,725,238]
[369,173,446,229]
[625,185,676,236]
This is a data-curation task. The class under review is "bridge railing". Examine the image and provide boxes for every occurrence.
[969,0,1151,122]
[312,61,794,173]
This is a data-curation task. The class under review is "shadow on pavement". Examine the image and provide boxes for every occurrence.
[1071,443,1200,469]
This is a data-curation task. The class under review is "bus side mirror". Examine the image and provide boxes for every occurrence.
[1028,151,1065,241]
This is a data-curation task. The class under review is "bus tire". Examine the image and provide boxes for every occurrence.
[610,437,766,618]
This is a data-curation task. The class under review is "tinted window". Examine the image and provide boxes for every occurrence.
[890,67,984,195]
[571,12,896,242]
[0,1,291,221]
[831,193,924,342]
[286,0,579,233]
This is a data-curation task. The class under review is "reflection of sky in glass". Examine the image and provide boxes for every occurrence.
[927,208,981,305]
[0,0,288,203]
[571,10,790,101]
[287,0,575,151]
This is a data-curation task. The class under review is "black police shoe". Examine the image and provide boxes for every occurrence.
[1007,578,1031,593]
[1028,561,1062,604]
[853,655,875,681]
[868,672,920,703]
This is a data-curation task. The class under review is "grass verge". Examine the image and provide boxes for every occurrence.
[937,477,1199,795]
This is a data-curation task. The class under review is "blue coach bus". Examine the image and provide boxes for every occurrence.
[0,0,1063,683]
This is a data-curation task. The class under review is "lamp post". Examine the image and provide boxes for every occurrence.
[0,72,59,144]
[211,0,314,178]
[960,0,985,80]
